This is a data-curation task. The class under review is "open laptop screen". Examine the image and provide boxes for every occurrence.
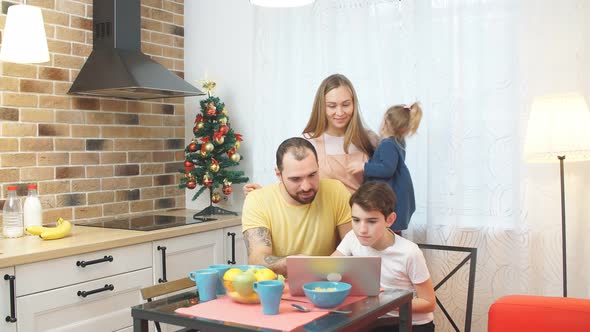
[286,256,381,296]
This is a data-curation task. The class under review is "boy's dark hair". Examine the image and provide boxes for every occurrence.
[350,181,397,217]
[275,137,318,171]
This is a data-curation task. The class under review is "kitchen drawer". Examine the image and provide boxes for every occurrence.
[16,242,151,296]
[17,267,152,332]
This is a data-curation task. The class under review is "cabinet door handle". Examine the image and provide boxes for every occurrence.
[227,232,236,264]
[3,274,16,323]
[157,246,168,283]
[76,255,114,268]
[77,284,114,298]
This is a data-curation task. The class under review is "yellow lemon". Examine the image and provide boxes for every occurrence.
[223,268,243,281]
[223,268,243,292]
[254,268,277,281]
[228,291,259,304]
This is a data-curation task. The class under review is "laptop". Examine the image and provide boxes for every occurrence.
[286,256,382,296]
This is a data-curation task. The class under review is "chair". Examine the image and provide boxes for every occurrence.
[367,243,477,332]
[140,277,197,332]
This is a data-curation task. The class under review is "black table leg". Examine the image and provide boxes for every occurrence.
[134,317,148,332]
[399,300,413,332]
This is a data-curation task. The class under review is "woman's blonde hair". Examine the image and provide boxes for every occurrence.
[302,74,374,156]
[382,102,423,140]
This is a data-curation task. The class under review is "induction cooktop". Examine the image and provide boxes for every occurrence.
[78,215,215,231]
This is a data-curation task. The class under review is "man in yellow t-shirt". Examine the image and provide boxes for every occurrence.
[242,137,352,275]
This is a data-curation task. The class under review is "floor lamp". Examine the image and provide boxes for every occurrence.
[524,93,590,297]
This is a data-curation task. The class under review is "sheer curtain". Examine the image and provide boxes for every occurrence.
[251,0,590,330]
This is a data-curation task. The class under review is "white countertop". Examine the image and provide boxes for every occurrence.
[0,210,241,268]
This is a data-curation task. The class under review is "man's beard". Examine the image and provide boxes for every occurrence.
[286,188,317,204]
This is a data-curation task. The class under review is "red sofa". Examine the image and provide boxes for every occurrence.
[488,295,590,332]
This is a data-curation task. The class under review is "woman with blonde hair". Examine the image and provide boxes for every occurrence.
[244,74,378,194]
[302,73,378,193]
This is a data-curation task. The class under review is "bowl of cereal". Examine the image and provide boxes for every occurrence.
[302,281,351,308]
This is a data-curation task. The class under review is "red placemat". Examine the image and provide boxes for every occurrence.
[175,293,365,331]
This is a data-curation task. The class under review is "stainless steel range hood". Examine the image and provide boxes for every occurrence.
[68,0,204,100]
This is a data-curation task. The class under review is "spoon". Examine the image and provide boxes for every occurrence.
[291,303,352,314]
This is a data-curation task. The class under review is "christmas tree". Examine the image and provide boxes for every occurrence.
[180,81,248,219]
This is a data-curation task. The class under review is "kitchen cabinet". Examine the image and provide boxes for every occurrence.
[1,266,16,332]
[151,230,225,332]
[224,225,248,265]
[152,229,224,284]
[17,268,152,331]
[14,243,152,331]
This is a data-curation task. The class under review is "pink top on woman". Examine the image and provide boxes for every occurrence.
[307,133,372,193]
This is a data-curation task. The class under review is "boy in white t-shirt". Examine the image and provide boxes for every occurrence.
[332,181,436,332]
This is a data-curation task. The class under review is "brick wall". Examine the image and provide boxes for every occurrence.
[0,0,187,225]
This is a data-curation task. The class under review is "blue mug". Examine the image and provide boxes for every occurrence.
[254,280,284,315]
[189,268,219,302]
[208,264,231,295]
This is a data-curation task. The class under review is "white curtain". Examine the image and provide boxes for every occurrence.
[251,0,590,330]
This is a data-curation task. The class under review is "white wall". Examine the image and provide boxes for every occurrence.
[184,0,255,211]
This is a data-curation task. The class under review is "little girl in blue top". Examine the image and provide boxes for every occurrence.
[364,102,423,232]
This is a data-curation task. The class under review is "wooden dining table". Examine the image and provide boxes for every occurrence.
[131,288,413,331]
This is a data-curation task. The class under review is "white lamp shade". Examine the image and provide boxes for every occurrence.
[250,0,315,8]
[0,4,49,64]
[524,93,590,162]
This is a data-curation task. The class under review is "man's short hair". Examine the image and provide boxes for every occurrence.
[275,137,318,172]
[350,181,397,217]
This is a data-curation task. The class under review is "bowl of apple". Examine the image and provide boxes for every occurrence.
[222,265,285,304]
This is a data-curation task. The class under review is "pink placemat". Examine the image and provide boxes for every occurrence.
[175,293,366,331]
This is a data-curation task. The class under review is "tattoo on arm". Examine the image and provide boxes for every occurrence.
[243,234,251,256]
[244,228,286,271]
[263,255,282,265]
[244,227,271,256]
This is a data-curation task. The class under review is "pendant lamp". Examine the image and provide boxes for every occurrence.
[0,4,49,64]
[250,0,315,8]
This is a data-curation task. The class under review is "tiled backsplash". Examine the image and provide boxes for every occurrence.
[0,0,187,224]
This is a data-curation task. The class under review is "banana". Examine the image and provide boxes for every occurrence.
[25,225,53,236]
[39,218,72,240]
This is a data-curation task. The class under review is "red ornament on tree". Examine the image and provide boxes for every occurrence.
[188,142,198,152]
[223,186,232,195]
[194,114,204,133]
[203,174,213,187]
[184,160,194,168]
[206,102,216,116]
[194,114,203,124]
[219,125,229,135]
[227,147,236,158]
[234,133,243,149]
[186,179,197,189]
[213,131,225,145]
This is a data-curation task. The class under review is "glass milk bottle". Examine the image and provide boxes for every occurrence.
[3,185,23,238]
[24,184,42,230]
